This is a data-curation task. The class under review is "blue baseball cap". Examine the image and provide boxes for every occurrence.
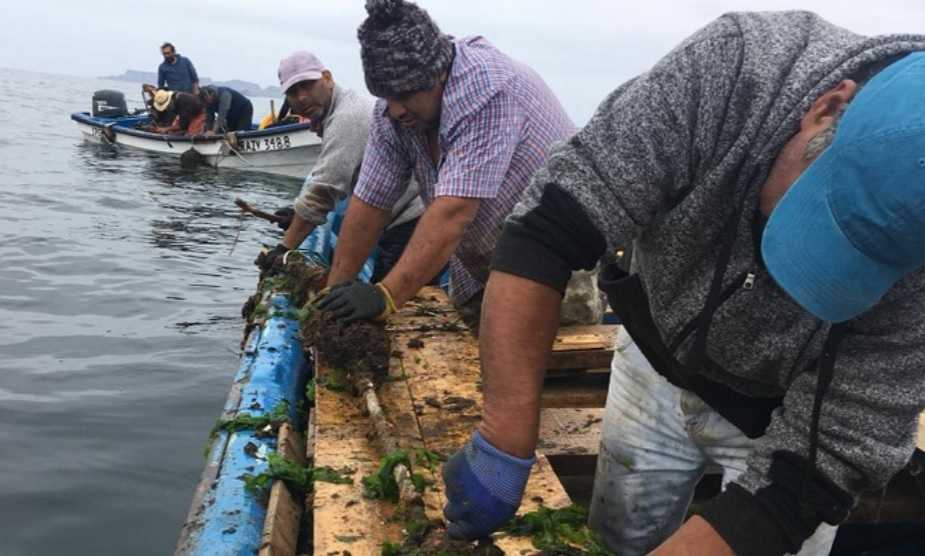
[762,51,925,323]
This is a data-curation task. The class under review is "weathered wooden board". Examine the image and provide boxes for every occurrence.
[312,353,421,555]
[392,288,572,553]
[312,287,574,555]
[552,325,618,352]
[541,375,609,408]
[277,423,307,464]
[259,424,305,556]
[537,408,603,458]
[260,481,301,556]
[548,325,618,371]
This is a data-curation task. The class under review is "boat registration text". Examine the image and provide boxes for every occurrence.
[239,135,292,152]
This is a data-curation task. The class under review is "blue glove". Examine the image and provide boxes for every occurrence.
[442,430,535,540]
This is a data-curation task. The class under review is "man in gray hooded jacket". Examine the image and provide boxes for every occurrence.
[440,11,925,556]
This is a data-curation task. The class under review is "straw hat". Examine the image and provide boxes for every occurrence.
[153,89,175,112]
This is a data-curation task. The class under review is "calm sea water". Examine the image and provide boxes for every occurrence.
[0,68,305,555]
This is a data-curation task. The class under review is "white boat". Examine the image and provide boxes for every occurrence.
[71,111,321,179]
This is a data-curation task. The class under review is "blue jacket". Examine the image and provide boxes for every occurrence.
[158,55,199,93]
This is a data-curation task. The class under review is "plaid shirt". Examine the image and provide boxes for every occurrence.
[354,36,575,304]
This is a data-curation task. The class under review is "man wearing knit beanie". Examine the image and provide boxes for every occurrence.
[316,0,575,332]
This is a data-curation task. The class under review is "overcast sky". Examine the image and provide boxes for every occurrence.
[3,0,923,123]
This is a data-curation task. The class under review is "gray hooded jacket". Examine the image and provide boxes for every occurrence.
[492,12,925,555]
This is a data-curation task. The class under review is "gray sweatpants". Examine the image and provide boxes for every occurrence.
[588,328,837,556]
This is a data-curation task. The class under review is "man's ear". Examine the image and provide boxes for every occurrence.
[801,79,858,134]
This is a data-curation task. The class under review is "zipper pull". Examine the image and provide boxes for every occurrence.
[743,272,756,290]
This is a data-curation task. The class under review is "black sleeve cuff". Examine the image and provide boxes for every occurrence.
[492,220,574,293]
[699,483,795,556]
[490,183,607,293]
[698,451,854,556]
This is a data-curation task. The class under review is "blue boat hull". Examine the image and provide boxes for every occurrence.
[176,204,373,555]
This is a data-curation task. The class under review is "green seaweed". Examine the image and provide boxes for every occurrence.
[208,400,291,437]
[361,450,432,502]
[251,303,269,319]
[241,452,353,497]
[305,378,316,403]
[204,401,291,456]
[260,275,292,295]
[380,519,501,556]
[503,505,613,555]
[412,448,444,473]
[380,540,463,556]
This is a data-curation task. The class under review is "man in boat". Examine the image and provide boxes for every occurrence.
[137,88,176,132]
[157,42,199,95]
[160,92,206,136]
[255,50,425,283]
[199,85,254,133]
[313,0,575,330]
[439,11,925,556]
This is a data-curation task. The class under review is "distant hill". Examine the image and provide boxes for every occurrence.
[101,69,282,98]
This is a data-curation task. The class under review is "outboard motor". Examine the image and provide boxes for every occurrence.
[91,90,128,118]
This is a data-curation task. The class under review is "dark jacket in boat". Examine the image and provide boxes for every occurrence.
[172,93,204,133]
[492,11,925,556]
[201,86,253,132]
[157,54,199,93]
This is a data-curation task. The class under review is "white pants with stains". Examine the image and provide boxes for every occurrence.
[588,328,837,556]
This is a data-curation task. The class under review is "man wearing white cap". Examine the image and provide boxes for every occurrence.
[257,51,424,281]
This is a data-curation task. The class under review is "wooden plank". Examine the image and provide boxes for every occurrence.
[537,408,603,458]
[300,410,314,556]
[545,367,610,380]
[541,375,609,408]
[552,325,618,352]
[548,351,615,371]
[391,289,572,553]
[305,409,315,461]
[260,481,301,556]
[312,351,425,554]
[312,434,407,553]
[259,426,305,556]
[276,423,306,464]
[548,325,617,371]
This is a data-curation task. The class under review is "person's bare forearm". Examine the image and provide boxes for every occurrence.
[380,196,480,306]
[647,516,734,556]
[477,271,561,458]
[327,195,390,285]
[281,213,315,250]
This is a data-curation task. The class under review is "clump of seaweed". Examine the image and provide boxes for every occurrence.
[503,505,613,555]
[207,401,290,441]
[361,449,442,502]
[241,250,326,332]
[203,401,292,457]
[275,251,328,308]
[241,452,353,497]
[380,518,503,556]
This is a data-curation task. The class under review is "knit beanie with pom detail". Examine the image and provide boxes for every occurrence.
[357,0,454,98]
